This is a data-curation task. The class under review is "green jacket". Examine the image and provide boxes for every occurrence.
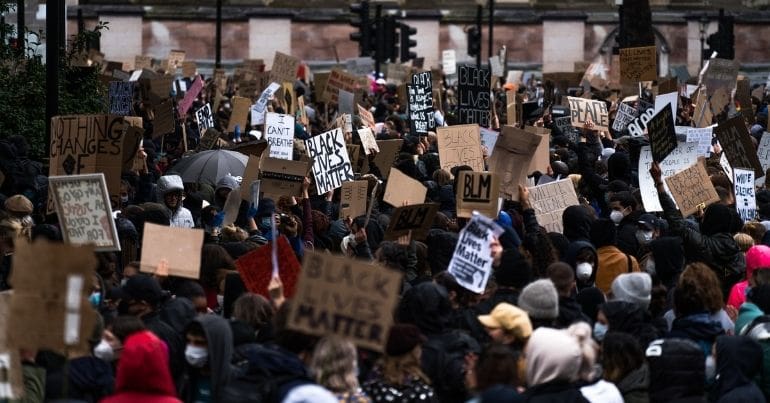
[736,302,764,335]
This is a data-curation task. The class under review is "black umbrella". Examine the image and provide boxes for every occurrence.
[168,150,248,185]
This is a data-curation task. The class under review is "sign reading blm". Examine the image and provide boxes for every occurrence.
[458,65,490,127]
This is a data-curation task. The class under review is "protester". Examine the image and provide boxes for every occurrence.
[310,336,371,402]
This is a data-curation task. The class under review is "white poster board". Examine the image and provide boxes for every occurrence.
[265,112,295,160]
[447,213,503,293]
[638,142,700,212]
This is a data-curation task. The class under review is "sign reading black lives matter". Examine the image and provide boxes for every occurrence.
[49,173,121,252]
[195,104,214,132]
[306,128,355,194]
[108,81,134,116]
[408,72,435,135]
[447,213,503,293]
[457,65,490,127]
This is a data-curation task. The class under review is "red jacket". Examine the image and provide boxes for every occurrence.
[100,331,181,403]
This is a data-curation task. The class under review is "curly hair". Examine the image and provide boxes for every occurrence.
[676,262,724,315]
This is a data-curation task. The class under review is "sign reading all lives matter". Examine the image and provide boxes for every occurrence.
[306,128,355,194]
[287,250,402,352]
[49,174,120,252]
[265,112,295,160]
[447,213,503,293]
[527,179,580,233]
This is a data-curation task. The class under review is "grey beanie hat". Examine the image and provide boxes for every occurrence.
[611,272,652,310]
[517,279,559,319]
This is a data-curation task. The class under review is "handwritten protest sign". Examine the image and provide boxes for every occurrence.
[383,169,427,207]
[456,171,500,218]
[195,104,214,132]
[612,102,638,132]
[227,96,251,134]
[108,81,134,116]
[269,52,299,84]
[8,240,98,354]
[734,168,757,222]
[758,133,770,175]
[457,65,491,127]
[648,107,677,163]
[197,128,221,152]
[567,97,609,131]
[287,251,402,352]
[362,139,402,179]
[135,55,152,70]
[627,103,656,137]
[139,223,203,279]
[714,116,764,177]
[619,46,657,83]
[235,236,301,299]
[265,112,295,160]
[251,82,281,126]
[306,128,355,194]
[525,126,551,174]
[323,69,359,104]
[638,142,699,212]
[49,174,120,251]
[357,104,375,130]
[527,179,580,233]
[488,125,543,199]
[167,49,185,71]
[686,127,713,157]
[341,180,369,219]
[259,150,309,199]
[437,124,484,173]
[384,203,440,241]
[442,50,457,75]
[408,72,435,135]
[448,214,503,293]
[357,127,379,155]
[177,75,203,119]
[654,91,678,126]
[665,159,720,217]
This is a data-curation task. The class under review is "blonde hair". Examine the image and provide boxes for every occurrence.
[567,322,598,382]
[734,232,755,253]
[219,224,247,242]
[310,336,360,393]
[381,346,431,386]
[433,169,452,187]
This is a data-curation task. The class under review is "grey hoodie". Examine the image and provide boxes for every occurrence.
[195,315,234,402]
[157,175,194,228]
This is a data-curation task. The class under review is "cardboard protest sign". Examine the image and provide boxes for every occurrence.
[323,69,359,104]
[489,55,504,78]
[692,88,714,128]
[240,155,260,202]
[447,214,503,293]
[506,90,523,126]
[525,126,551,174]
[638,142,699,212]
[714,116,764,177]
[49,174,120,251]
[619,46,657,83]
[306,128,355,194]
[251,82,281,126]
[8,240,98,354]
[408,71,435,135]
[527,179,580,233]
[612,102,638,132]
[457,65,491,127]
[195,104,214,132]
[181,61,197,78]
[177,75,203,119]
[456,171,500,218]
[152,99,175,138]
[553,116,575,140]
[437,124,484,173]
[108,81,134,116]
[226,96,251,134]
[665,158,720,217]
[235,236,301,299]
[135,55,152,70]
[0,292,24,399]
[49,115,143,210]
[167,50,185,71]
[734,168,757,222]
[736,77,755,125]
[488,125,543,199]
[265,112,295,160]
[442,50,457,75]
[340,180,369,219]
[287,251,402,352]
[357,127,379,155]
[686,127,713,157]
[140,223,203,279]
[758,133,770,175]
[346,57,375,76]
[647,107,677,163]
[259,151,309,199]
[346,143,361,172]
[383,168,427,207]
[567,97,609,131]
[197,128,222,152]
[386,63,411,85]
[357,104,375,130]
[362,139,403,180]
[384,203,440,241]
[269,52,299,84]
[700,58,739,96]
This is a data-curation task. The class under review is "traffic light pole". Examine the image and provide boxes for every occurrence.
[476,5,482,68]
[488,0,494,63]
[374,4,382,77]
[215,0,222,68]
[16,0,24,55]
[45,0,63,160]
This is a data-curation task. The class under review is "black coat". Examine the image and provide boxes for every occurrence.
[523,381,590,403]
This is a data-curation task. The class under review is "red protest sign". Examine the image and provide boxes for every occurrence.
[234,235,301,299]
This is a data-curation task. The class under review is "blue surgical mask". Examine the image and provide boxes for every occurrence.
[260,217,271,229]
[89,292,102,308]
[593,322,608,341]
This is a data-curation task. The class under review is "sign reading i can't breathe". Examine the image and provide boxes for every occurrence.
[265,112,295,160]
[306,128,355,194]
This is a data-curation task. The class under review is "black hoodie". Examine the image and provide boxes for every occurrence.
[562,206,595,244]
[714,335,765,403]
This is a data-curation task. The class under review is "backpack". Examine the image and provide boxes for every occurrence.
[220,344,313,403]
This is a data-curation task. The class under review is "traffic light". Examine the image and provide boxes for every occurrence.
[349,2,371,57]
[467,26,481,58]
[708,10,735,60]
[400,23,417,62]
[383,16,399,63]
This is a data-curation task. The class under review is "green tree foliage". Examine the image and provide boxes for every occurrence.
[0,1,108,160]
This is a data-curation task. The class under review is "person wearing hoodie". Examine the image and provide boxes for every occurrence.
[562,205,596,244]
[646,338,707,403]
[608,191,642,257]
[157,175,194,228]
[727,245,770,310]
[100,330,182,403]
[590,218,640,293]
[181,315,234,403]
[597,301,663,348]
[712,335,766,403]
[601,332,649,403]
[651,162,746,295]
[523,327,589,403]
[212,175,253,230]
[566,323,623,403]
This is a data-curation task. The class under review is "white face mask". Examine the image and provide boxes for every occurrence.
[593,322,608,342]
[94,340,115,362]
[576,262,593,281]
[610,210,625,224]
[185,345,208,368]
[216,294,224,308]
[636,230,654,244]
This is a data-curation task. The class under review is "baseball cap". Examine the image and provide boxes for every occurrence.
[477,303,532,340]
